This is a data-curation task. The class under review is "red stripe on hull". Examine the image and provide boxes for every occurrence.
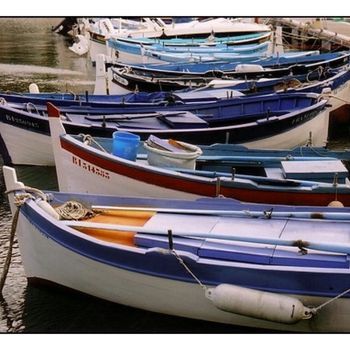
[61,138,350,206]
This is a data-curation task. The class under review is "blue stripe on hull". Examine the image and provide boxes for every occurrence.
[21,200,350,299]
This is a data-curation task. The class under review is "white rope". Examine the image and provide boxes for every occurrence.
[55,200,96,220]
[78,134,108,153]
[326,94,350,104]
[311,287,350,314]
[171,249,207,292]
[5,186,47,201]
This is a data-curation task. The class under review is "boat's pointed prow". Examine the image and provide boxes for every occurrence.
[47,102,60,118]
[2,166,24,192]
[2,166,24,216]
[47,101,69,192]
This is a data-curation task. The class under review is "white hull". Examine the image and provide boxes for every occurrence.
[0,122,55,165]
[243,107,330,149]
[57,144,199,198]
[114,50,166,65]
[54,105,328,196]
[0,104,330,167]
[15,210,350,332]
[88,17,271,63]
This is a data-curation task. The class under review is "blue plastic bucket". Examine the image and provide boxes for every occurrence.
[112,131,140,161]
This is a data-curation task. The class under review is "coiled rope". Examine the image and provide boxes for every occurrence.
[55,201,96,220]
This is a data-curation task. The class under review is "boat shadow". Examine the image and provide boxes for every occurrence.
[20,281,277,334]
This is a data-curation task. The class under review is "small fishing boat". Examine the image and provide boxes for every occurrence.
[108,51,348,79]
[0,93,329,165]
[2,64,347,110]
[48,111,349,206]
[115,31,272,47]
[104,62,350,97]
[88,17,271,63]
[4,165,350,332]
[107,51,350,92]
[108,39,270,64]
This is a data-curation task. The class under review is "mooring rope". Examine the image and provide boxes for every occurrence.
[171,249,207,292]
[0,206,20,300]
[0,193,34,299]
[78,134,108,153]
[311,287,350,314]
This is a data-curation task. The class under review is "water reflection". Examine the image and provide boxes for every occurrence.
[0,17,94,94]
[21,284,255,334]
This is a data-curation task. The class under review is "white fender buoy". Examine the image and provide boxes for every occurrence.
[35,199,60,220]
[206,284,313,324]
[235,64,264,73]
[29,83,40,94]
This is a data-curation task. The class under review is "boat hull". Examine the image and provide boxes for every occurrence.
[0,100,329,166]
[13,202,350,332]
[0,121,55,165]
[52,115,350,207]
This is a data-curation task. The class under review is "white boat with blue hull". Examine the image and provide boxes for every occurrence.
[0,93,329,166]
[88,17,271,63]
[4,165,350,332]
[108,39,271,64]
[115,32,272,47]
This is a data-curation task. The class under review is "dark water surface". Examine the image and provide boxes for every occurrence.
[0,18,259,334]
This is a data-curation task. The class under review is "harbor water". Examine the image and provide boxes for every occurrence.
[0,18,263,334]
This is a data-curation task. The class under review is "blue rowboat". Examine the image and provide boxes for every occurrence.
[1,65,348,108]
[107,52,350,92]
[108,38,271,63]
[115,31,272,47]
[110,51,348,76]
[0,93,329,165]
[4,165,350,332]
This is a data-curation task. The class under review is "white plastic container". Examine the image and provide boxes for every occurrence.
[144,139,202,170]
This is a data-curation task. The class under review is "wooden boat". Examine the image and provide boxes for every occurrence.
[107,52,350,93]
[0,93,329,166]
[2,64,347,110]
[103,63,350,97]
[88,17,271,63]
[108,51,348,78]
[108,39,270,64]
[48,111,350,206]
[115,31,272,47]
[4,165,350,332]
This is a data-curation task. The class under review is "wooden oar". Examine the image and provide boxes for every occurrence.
[136,153,338,163]
[62,220,350,256]
[91,205,350,221]
[84,111,188,122]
